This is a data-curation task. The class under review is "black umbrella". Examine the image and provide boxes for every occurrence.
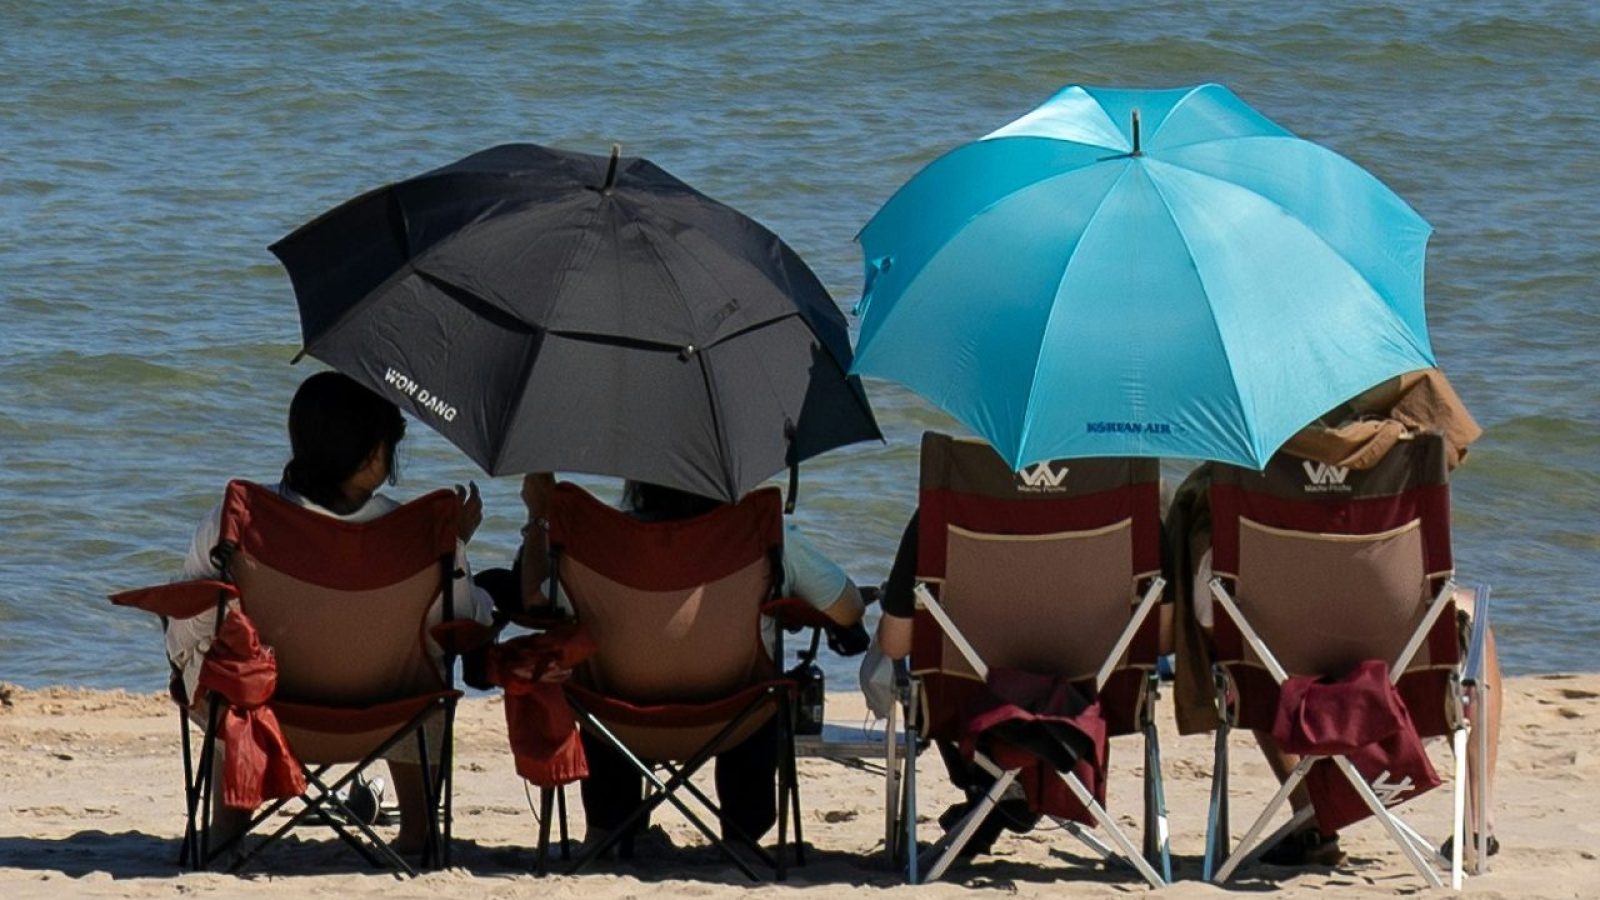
[270,143,880,504]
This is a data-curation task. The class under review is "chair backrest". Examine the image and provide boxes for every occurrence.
[546,482,784,705]
[1207,433,1460,731]
[913,432,1163,738]
[216,480,459,706]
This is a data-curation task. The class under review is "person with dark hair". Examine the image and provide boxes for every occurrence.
[165,370,495,856]
[514,473,865,850]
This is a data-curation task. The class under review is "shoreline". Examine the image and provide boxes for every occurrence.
[3,674,1598,897]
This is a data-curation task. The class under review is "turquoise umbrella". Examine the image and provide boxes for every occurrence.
[851,84,1436,470]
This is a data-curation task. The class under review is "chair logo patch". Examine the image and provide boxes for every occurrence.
[1016,462,1070,492]
[1369,770,1415,807]
[1301,461,1352,493]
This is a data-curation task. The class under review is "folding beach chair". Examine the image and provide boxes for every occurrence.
[892,432,1169,886]
[111,480,463,875]
[1200,432,1493,888]
[531,482,801,881]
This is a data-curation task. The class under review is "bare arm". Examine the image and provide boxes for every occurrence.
[877,612,913,660]
[819,578,865,627]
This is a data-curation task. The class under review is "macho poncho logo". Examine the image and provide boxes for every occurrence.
[383,368,458,422]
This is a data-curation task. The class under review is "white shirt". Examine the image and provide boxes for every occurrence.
[165,482,493,700]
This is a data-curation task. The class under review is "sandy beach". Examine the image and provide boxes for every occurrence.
[3,675,1597,898]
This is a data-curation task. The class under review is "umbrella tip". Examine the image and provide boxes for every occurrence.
[1131,109,1142,156]
[601,143,621,193]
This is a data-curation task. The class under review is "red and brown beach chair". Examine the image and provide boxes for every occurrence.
[893,432,1169,885]
[530,482,801,880]
[1200,432,1493,888]
[111,480,463,875]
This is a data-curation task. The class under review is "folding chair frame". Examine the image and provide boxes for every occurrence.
[174,545,462,875]
[118,480,467,871]
[893,579,1170,887]
[535,685,798,881]
[1202,578,1494,889]
[529,488,803,882]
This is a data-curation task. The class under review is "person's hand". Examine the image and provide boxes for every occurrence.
[455,481,482,543]
[521,471,555,513]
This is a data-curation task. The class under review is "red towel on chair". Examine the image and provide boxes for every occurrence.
[195,610,306,810]
[960,668,1108,826]
[1272,659,1440,834]
[488,625,598,788]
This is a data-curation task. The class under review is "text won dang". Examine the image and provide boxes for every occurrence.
[384,367,458,422]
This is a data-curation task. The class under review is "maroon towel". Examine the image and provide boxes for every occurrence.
[487,625,598,788]
[960,668,1108,825]
[195,610,306,810]
[1272,659,1439,833]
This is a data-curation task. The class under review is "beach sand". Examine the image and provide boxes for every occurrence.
[2,675,1597,898]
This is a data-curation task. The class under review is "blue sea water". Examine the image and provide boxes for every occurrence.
[1,1,1596,689]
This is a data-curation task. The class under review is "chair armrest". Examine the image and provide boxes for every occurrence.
[110,580,237,620]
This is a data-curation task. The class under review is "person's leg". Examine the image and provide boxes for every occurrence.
[1252,731,1344,865]
[204,739,253,853]
[1253,730,1313,815]
[388,761,433,855]
[713,716,779,842]
[1469,626,1502,842]
[578,729,646,844]
[932,739,1036,857]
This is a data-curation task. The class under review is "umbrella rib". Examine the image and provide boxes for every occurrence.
[1139,166,1254,459]
[610,193,706,344]
[860,151,1133,374]
[486,328,547,477]
[624,194,814,348]
[1013,163,1141,464]
[1149,143,1430,316]
[694,351,739,502]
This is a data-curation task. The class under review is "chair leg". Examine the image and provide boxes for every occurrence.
[177,706,198,869]
[774,693,790,881]
[923,767,1016,882]
[1214,757,1313,883]
[439,699,456,869]
[536,787,555,876]
[1451,724,1468,887]
[195,699,222,867]
[903,680,920,884]
[415,723,440,869]
[557,785,571,860]
[782,691,805,869]
[567,704,764,881]
[1142,707,1172,883]
[1202,718,1230,881]
[1062,770,1165,888]
[1329,756,1443,888]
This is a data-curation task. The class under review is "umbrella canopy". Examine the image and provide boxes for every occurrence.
[271,143,880,502]
[851,83,1436,471]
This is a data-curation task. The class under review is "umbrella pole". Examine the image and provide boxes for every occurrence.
[601,143,621,193]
